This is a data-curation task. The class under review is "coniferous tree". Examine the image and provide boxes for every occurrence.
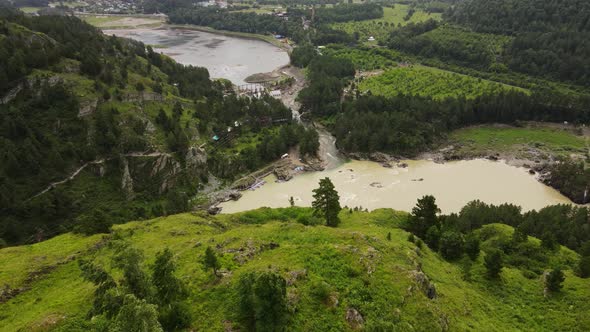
[312,177,341,227]
[152,248,190,330]
[484,249,503,279]
[439,231,465,260]
[465,234,481,260]
[79,260,118,317]
[546,267,565,292]
[203,246,220,276]
[511,226,528,244]
[425,225,441,250]
[408,195,440,239]
[541,232,558,251]
[113,247,151,300]
[236,271,288,332]
[152,248,186,305]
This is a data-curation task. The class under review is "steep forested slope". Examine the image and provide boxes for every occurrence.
[0,5,305,246]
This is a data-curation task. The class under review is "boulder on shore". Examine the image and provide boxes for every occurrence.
[208,206,222,215]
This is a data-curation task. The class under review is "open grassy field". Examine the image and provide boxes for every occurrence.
[332,5,442,43]
[359,65,527,100]
[449,124,589,159]
[18,7,42,13]
[1,207,589,331]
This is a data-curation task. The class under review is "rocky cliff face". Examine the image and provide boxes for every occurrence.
[85,148,209,200]
[121,148,208,198]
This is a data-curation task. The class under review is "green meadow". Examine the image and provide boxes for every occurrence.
[1,208,588,331]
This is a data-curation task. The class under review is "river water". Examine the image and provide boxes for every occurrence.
[220,159,571,214]
[106,25,573,214]
[104,27,289,85]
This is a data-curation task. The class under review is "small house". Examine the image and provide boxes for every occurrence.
[270,90,282,98]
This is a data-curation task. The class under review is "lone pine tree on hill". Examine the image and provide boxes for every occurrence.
[312,177,342,227]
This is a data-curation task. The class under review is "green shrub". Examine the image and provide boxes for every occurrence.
[546,268,565,292]
[158,301,192,331]
[296,214,323,226]
[73,209,113,236]
[484,249,504,279]
[236,271,288,331]
[309,280,332,303]
[415,239,424,249]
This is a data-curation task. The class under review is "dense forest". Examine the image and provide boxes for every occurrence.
[297,54,355,116]
[168,8,295,37]
[409,196,590,255]
[332,91,590,156]
[442,0,590,86]
[446,0,590,34]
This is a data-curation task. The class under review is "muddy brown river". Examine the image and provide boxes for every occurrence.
[220,159,571,214]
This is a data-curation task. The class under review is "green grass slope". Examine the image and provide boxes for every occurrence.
[1,207,589,331]
[448,124,589,160]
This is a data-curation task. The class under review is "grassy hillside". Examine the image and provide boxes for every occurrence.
[449,124,589,159]
[1,207,588,331]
